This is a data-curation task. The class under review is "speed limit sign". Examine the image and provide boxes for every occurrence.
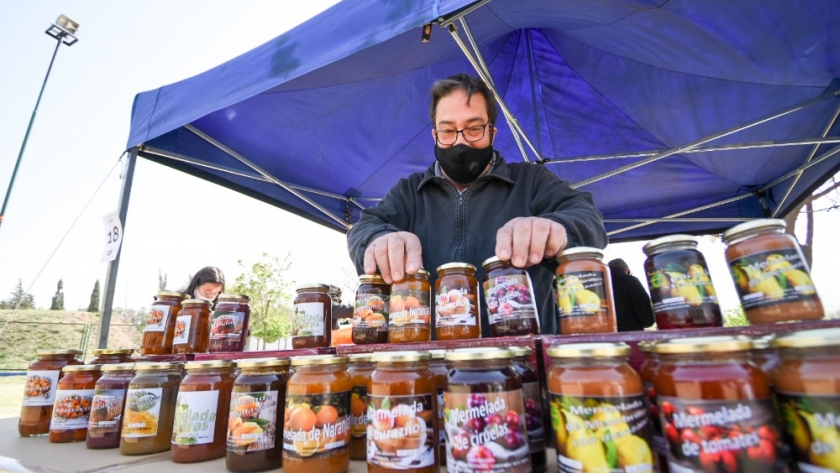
[101,211,123,262]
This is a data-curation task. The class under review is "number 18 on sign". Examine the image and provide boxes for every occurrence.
[101,211,123,262]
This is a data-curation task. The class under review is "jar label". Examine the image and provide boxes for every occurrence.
[555,270,609,318]
[172,314,191,345]
[438,386,446,445]
[283,391,351,459]
[484,274,538,325]
[122,387,164,438]
[548,392,653,473]
[292,302,325,337]
[727,249,818,310]
[50,388,95,430]
[172,390,220,445]
[646,263,718,313]
[775,391,840,472]
[228,390,279,451]
[642,381,668,457]
[523,381,546,453]
[144,304,172,333]
[444,390,532,473]
[657,395,783,473]
[435,285,479,328]
[210,311,245,341]
[89,388,127,431]
[389,294,432,328]
[354,294,389,331]
[367,393,435,469]
[350,385,368,439]
[22,370,60,407]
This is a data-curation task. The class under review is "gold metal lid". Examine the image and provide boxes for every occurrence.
[370,351,431,363]
[481,256,504,269]
[91,349,134,355]
[134,362,184,371]
[36,349,83,356]
[509,346,533,357]
[100,363,135,372]
[359,275,386,284]
[652,336,753,354]
[182,299,212,306]
[771,328,840,349]
[394,269,431,281]
[346,353,372,363]
[557,246,605,260]
[548,342,630,358]
[445,347,514,362]
[63,364,101,372]
[237,358,291,369]
[723,219,786,244]
[296,283,330,293]
[436,262,477,273]
[429,349,446,360]
[751,335,775,351]
[638,341,657,353]
[217,294,251,302]
[642,235,699,256]
[156,291,186,298]
[290,354,348,366]
[184,360,235,370]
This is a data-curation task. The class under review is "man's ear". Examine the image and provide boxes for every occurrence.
[431,128,437,144]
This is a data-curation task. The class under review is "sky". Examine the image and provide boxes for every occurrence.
[1,2,838,321]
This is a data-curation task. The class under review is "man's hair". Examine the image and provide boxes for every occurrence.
[429,73,498,127]
[608,258,630,273]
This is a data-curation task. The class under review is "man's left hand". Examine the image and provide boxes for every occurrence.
[495,217,568,268]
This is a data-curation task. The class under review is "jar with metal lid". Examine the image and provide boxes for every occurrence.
[120,362,184,455]
[172,299,213,354]
[435,263,481,340]
[283,354,351,473]
[509,346,546,472]
[482,257,540,337]
[87,363,135,449]
[389,269,433,343]
[140,291,186,355]
[723,219,824,325]
[638,342,668,472]
[547,342,654,473]
[429,350,447,466]
[49,365,102,443]
[352,275,390,344]
[18,349,83,437]
[292,284,332,349]
[772,328,840,472]
[209,294,252,353]
[751,335,780,380]
[555,247,617,335]
[89,348,134,365]
[444,347,532,473]
[227,358,290,472]
[346,353,374,461]
[652,336,782,472]
[642,235,722,329]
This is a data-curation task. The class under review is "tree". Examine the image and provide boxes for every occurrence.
[231,253,295,351]
[87,280,101,313]
[251,305,294,349]
[2,279,35,310]
[783,174,840,269]
[723,306,749,327]
[158,270,168,291]
[50,279,65,310]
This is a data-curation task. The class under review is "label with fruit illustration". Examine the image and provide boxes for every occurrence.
[389,291,431,328]
[228,391,279,451]
[122,387,163,438]
[443,391,532,473]
[657,396,783,473]
[291,302,325,337]
[523,382,546,453]
[172,315,191,345]
[353,293,389,330]
[549,393,653,473]
[143,304,172,333]
[172,390,220,445]
[435,283,479,327]
[22,370,60,406]
[484,274,538,325]
[283,391,351,459]
[556,270,609,318]
[775,392,840,472]
[728,249,818,310]
[210,311,245,341]
[350,386,367,439]
[367,394,435,468]
[646,262,718,313]
[50,389,95,430]
[88,388,126,431]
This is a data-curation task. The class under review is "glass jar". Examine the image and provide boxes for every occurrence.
[429,350,447,466]
[509,346,546,473]
[723,219,824,324]
[352,275,390,344]
[368,351,438,473]
[19,349,84,437]
[172,299,213,354]
[227,359,290,473]
[547,342,654,473]
[120,362,183,455]
[555,247,617,335]
[140,291,186,355]
[444,348,532,473]
[638,341,667,472]
[292,284,332,349]
[89,349,134,365]
[346,353,374,461]
[49,365,102,443]
[751,335,780,380]
[482,257,540,337]
[87,363,135,449]
[642,235,723,329]
[209,294,252,353]
[283,355,351,473]
[435,263,481,340]
[389,270,432,343]
[653,336,782,472]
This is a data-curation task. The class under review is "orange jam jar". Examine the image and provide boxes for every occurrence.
[352,275,390,344]
[140,291,186,355]
[723,219,824,325]
[292,284,332,349]
[429,350,448,466]
[283,355,352,473]
[555,247,617,335]
[89,349,134,365]
[547,343,654,473]
[19,349,83,437]
[120,362,183,455]
[435,263,481,340]
[346,353,374,461]
[49,365,102,443]
[87,363,135,449]
[653,336,782,473]
[510,346,546,473]
[172,299,213,354]
[389,270,432,343]
[482,257,540,337]
[210,294,252,353]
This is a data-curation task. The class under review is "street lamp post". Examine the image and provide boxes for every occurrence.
[0,15,79,230]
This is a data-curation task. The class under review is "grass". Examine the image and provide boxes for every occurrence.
[0,376,24,420]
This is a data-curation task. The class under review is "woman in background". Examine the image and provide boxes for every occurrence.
[182,266,225,306]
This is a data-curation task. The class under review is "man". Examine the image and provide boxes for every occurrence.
[607,258,655,331]
[347,74,608,334]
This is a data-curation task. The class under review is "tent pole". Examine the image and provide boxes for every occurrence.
[605,218,749,223]
[525,29,544,155]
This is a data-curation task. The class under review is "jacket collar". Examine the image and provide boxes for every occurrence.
[417,152,515,192]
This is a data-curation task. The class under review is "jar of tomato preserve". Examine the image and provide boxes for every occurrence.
[555,247,617,335]
[292,284,332,349]
[120,362,183,455]
[87,363,135,449]
[547,342,654,473]
[444,347,531,473]
[209,294,252,353]
[140,291,186,355]
[509,346,546,472]
[172,299,212,354]
[353,275,390,344]
[429,350,447,466]
[389,270,432,343]
[638,341,668,472]
[482,257,540,337]
[723,219,824,324]
[642,236,722,329]
[346,353,374,461]
[227,358,290,472]
[18,349,83,437]
[436,263,481,340]
[89,349,134,365]
[653,336,782,473]
[283,355,351,473]
[49,365,102,443]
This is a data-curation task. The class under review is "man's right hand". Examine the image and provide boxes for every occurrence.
[363,232,423,284]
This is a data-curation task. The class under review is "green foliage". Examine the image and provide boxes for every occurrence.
[87,280,100,313]
[251,305,293,346]
[50,279,65,311]
[1,279,35,310]
[231,253,295,350]
[723,306,749,327]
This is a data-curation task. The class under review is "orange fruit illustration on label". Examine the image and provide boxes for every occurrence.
[290,406,317,432]
[316,405,339,428]
[351,394,366,417]
[230,421,263,447]
[404,295,420,309]
[390,296,405,312]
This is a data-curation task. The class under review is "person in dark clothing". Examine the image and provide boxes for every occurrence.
[608,258,655,331]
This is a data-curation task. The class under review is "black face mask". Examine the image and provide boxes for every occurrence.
[434,144,494,185]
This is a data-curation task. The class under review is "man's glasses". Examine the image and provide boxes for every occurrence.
[434,123,491,146]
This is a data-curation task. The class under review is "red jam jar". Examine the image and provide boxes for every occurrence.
[140,291,186,355]
[209,294,251,352]
[19,349,83,437]
[555,247,617,335]
[172,299,213,354]
[435,263,481,340]
[352,275,390,344]
[509,346,546,473]
[87,363,135,449]
[482,257,540,337]
[292,284,332,349]
[49,365,102,443]
[89,349,134,365]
